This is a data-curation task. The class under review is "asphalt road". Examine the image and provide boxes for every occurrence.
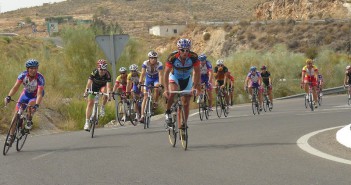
[1,94,351,185]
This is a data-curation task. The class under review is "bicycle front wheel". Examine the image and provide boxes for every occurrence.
[128,101,136,126]
[144,99,151,129]
[198,99,204,121]
[117,101,126,126]
[178,107,188,150]
[216,96,222,118]
[16,120,28,151]
[3,115,19,155]
[263,97,267,112]
[223,97,229,117]
[168,126,177,147]
[309,93,314,111]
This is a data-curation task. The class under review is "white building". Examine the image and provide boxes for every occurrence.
[149,25,186,37]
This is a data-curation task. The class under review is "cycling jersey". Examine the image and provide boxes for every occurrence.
[346,71,351,85]
[261,71,271,86]
[115,74,127,92]
[166,51,200,80]
[142,60,163,78]
[247,72,261,88]
[127,72,141,93]
[17,71,45,110]
[89,69,112,92]
[227,74,235,88]
[214,66,228,81]
[302,65,318,86]
[200,60,213,90]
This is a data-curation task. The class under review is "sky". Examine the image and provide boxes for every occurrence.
[0,0,66,13]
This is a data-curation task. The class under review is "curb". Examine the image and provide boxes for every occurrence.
[336,123,351,148]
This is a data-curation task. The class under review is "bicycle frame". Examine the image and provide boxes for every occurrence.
[87,91,109,138]
[304,82,314,111]
[140,84,158,129]
[251,87,260,115]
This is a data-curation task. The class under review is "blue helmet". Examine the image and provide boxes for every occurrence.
[250,66,257,72]
[177,38,191,49]
[198,54,207,61]
[25,59,39,68]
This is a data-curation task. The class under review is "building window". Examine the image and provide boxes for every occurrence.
[173,29,177,34]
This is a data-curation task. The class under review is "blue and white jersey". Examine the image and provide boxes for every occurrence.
[17,71,45,97]
[142,60,163,78]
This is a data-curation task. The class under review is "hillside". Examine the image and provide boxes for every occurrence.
[0,0,350,56]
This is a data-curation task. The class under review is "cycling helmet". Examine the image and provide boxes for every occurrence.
[346,65,351,70]
[250,66,257,72]
[261,65,267,70]
[25,59,39,68]
[305,59,313,64]
[216,59,224,65]
[129,64,138,71]
[198,54,207,61]
[148,50,158,58]
[177,38,191,49]
[119,67,127,73]
[97,59,107,69]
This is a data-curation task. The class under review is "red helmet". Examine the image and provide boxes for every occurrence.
[261,65,267,70]
[97,59,107,69]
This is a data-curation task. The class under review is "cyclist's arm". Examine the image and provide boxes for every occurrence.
[158,68,164,86]
[126,78,132,93]
[208,69,213,85]
[85,79,93,91]
[112,79,120,92]
[106,82,112,94]
[139,68,146,84]
[301,71,305,84]
[193,64,201,90]
[7,80,22,97]
[163,65,172,92]
[344,72,349,85]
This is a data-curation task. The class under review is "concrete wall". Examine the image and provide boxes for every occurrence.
[149,25,186,37]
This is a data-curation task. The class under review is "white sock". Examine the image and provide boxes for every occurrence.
[86,119,89,124]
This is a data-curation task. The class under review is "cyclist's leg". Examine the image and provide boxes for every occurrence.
[312,82,318,106]
[85,94,94,130]
[268,85,273,105]
[179,78,193,124]
[303,78,309,94]
[207,82,213,109]
[258,86,263,108]
[154,78,161,103]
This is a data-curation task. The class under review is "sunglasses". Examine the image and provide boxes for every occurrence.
[217,65,224,67]
[149,57,157,59]
[180,49,190,53]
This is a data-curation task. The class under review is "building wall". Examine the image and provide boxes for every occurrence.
[149,25,186,37]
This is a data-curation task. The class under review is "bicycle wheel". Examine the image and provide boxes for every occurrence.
[263,96,267,112]
[127,100,136,126]
[216,96,222,118]
[117,101,126,126]
[204,95,209,120]
[130,100,137,126]
[168,125,177,147]
[318,94,322,106]
[16,119,28,151]
[223,97,229,117]
[198,97,204,121]
[309,93,314,111]
[347,92,350,105]
[178,107,188,150]
[144,98,151,129]
[3,115,19,155]
[251,95,257,115]
[304,94,308,109]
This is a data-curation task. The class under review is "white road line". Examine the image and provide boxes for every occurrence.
[297,126,351,165]
[32,151,54,160]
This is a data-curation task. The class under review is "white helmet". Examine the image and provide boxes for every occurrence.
[129,64,138,71]
[148,50,158,58]
[119,67,127,73]
[216,59,224,65]
[346,65,351,70]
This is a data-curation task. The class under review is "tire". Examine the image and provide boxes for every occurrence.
[223,97,229,117]
[251,95,257,115]
[304,95,308,109]
[128,100,136,126]
[198,98,204,121]
[263,96,267,112]
[318,95,322,106]
[117,101,125,126]
[16,120,28,151]
[216,96,222,118]
[168,126,177,147]
[3,115,19,156]
[204,95,209,120]
[144,99,151,129]
[178,107,188,150]
[309,93,314,111]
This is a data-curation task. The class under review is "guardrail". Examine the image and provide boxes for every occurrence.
[277,86,346,100]
[0,33,18,37]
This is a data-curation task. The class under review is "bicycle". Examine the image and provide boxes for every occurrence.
[86,91,109,138]
[114,92,137,126]
[215,86,229,118]
[227,86,234,106]
[262,86,272,112]
[140,84,160,129]
[167,90,192,150]
[304,82,314,111]
[3,100,31,156]
[197,83,210,121]
[344,84,351,105]
[251,87,261,115]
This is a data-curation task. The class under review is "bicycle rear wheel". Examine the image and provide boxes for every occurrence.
[117,101,126,126]
[16,120,28,151]
[216,96,222,118]
[178,107,188,150]
[223,97,229,117]
[128,100,136,126]
[3,115,19,155]
[318,94,322,106]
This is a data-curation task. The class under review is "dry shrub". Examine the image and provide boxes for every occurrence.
[202,32,211,41]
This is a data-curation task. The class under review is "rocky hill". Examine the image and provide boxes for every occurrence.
[0,0,350,57]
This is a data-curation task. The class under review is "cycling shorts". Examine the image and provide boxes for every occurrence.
[201,75,212,90]
[169,74,192,93]
[17,90,45,111]
[144,76,160,92]
[88,86,106,99]
[304,77,317,87]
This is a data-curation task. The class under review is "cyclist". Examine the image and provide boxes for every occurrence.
[198,54,214,111]
[163,38,201,127]
[260,65,273,108]
[139,50,163,123]
[4,59,45,145]
[226,71,235,106]
[244,66,263,111]
[213,59,230,106]
[317,74,324,97]
[83,59,112,131]
[301,58,319,108]
[344,65,351,97]
[126,64,142,121]
[112,67,128,96]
